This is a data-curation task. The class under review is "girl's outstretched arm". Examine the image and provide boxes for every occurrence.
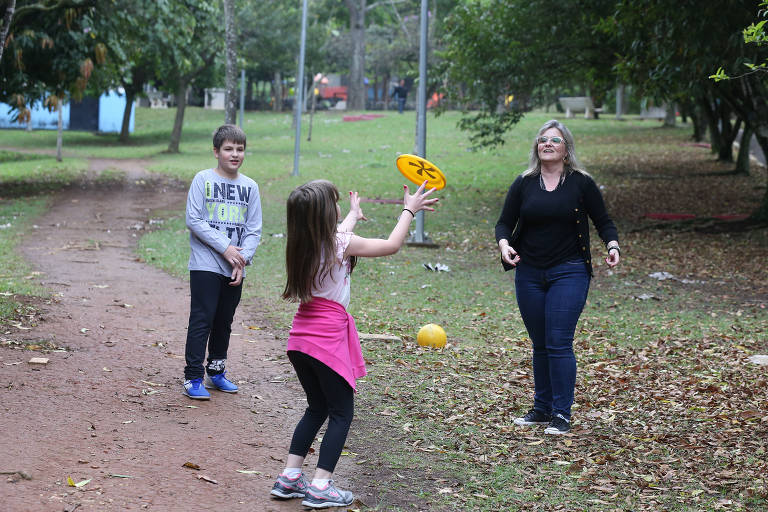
[339,191,367,232]
[345,181,438,258]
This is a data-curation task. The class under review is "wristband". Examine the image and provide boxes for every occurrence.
[402,208,415,218]
[607,245,620,255]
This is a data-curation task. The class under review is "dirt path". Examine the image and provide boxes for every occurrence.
[0,169,355,511]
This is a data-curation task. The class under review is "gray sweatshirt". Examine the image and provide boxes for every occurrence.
[186,168,262,277]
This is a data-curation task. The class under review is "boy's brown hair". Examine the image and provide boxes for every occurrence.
[213,124,247,150]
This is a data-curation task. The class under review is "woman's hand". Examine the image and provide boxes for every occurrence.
[349,191,368,222]
[606,248,620,268]
[403,180,439,213]
[498,240,520,266]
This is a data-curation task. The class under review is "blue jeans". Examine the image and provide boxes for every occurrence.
[397,97,406,113]
[514,259,590,420]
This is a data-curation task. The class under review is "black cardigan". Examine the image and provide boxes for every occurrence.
[494,171,619,276]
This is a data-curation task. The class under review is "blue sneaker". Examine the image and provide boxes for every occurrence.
[270,472,309,499]
[183,378,210,400]
[204,371,238,393]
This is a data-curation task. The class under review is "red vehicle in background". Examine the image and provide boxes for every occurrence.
[319,86,347,107]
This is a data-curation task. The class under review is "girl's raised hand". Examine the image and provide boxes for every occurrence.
[403,181,439,213]
[349,191,368,221]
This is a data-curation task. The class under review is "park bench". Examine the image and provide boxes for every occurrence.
[148,91,170,109]
[640,105,667,119]
[558,96,598,118]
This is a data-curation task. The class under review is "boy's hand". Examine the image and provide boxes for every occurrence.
[229,265,243,286]
[349,191,368,222]
[223,245,246,268]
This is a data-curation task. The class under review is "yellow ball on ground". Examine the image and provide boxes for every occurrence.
[417,323,447,348]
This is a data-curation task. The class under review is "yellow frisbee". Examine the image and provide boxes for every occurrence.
[396,154,447,190]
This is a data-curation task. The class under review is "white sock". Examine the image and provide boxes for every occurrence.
[311,478,331,488]
[283,467,302,478]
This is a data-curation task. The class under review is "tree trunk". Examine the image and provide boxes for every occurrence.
[56,99,63,162]
[382,72,390,111]
[223,0,237,124]
[308,80,318,142]
[716,104,738,162]
[734,125,751,175]
[168,80,189,153]
[699,96,722,156]
[0,0,16,65]
[753,133,768,221]
[689,100,707,142]
[345,0,366,111]
[714,73,768,222]
[663,103,676,127]
[272,70,282,112]
[119,88,135,143]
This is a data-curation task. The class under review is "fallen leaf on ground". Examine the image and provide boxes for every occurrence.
[197,475,217,484]
[67,476,91,488]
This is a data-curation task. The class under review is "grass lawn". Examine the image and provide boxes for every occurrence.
[1,106,766,510]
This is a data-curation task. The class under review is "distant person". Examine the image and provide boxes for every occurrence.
[182,124,262,399]
[392,79,408,114]
[270,180,438,508]
[495,119,620,434]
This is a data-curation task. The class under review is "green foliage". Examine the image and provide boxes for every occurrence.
[237,0,305,81]
[0,0,104,116]
[87,0,168,98]
[152,0,222,90]
[710,0,768,81]
[610,0,761,99]
[439,0,618,148]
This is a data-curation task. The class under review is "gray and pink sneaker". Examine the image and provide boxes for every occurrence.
[270,472,309,499]
[301,480,354,508]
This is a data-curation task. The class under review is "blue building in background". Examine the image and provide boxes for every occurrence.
[0,90,134,133]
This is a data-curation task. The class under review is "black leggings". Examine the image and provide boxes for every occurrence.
[287,350,354,473]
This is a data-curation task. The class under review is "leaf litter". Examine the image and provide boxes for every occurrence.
[360,331,767,509]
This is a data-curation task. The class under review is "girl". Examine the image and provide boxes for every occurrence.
[270,179,438,508]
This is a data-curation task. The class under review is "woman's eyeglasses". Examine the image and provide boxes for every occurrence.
[537,136,564,145]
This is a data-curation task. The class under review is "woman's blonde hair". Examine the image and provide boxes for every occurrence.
[282,180,355,303]
[522,119,589,178]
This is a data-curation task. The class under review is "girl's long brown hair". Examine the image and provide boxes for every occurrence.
[282,180,355,303]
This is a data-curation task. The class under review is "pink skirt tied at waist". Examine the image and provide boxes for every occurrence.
[286,297,367,391]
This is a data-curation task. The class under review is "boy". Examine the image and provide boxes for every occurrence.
[182,124,262,399]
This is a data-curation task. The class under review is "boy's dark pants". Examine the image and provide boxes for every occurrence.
[184,270,242,380]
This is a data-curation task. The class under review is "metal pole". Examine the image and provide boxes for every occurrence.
[615,83,624,120]
[412,0,428,243]
[292,0,308,177]
[239,69,245,128]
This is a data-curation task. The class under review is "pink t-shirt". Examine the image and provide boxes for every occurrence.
[312,231,353,308]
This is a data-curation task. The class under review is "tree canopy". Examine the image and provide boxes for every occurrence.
[0,0,103,120]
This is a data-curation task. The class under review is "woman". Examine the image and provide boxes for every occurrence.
[495,119,620,434]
